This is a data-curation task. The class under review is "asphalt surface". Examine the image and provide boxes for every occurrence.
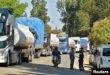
[0,52,91,75]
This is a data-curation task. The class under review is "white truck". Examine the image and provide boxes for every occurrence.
[68,37,75,48]
[41,33,59,56]
[70,37,80,52]
[15,24,35,62]
[50,34,59,47]
[80,37,90,52]
[0,8,34,66]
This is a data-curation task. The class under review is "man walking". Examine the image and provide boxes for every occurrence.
[69,47,75,69]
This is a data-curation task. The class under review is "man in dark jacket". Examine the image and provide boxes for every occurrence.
[69,47,75,69]
[79,47,84,71]
[52,47,61,63]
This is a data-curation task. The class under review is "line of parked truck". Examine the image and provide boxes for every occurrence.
[0,8,56,66]
[0,8,91,67]
[0,8,68,66]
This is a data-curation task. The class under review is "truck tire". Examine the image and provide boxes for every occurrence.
[16,50,22,65]
[35,52,41,58]
[34,50,41,58]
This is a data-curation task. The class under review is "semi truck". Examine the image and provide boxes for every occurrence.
[68,37,75,48]
[57,32,69,53]
[41,33,59,56]
[41,32,52,56]
[0,8,34,66]
[80,37,90,52]
[15,24,35,62]
[16,17,44,58]
[70,37,80,53]
[50,33,59,47]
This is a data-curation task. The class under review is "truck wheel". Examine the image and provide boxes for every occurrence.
[35,51,41,58]
[16,51,22,65]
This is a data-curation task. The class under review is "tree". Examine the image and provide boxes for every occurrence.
[51,27,62,34]
[0,0,27,17]
[45,24,51,33]
[31,0,50,24]
[89,18,110,45]
[57,0,110,37]
[76,10,90,36]
[57,0,81,36]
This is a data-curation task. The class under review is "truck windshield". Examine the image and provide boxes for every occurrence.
[0,22,5,35]
[74,40,79,44]
[0,23,3,33]
[0,41,5,48]
[59,39,66,43]
[103,48,110,56]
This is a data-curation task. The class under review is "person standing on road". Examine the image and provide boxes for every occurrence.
[69,47,75,69]
[79,47,84,71]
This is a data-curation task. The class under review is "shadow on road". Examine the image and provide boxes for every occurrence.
[36,64,90,75]
[6,63,90,75]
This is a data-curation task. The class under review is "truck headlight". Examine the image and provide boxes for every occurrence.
[0,50,5,56]
[0,49,7,56]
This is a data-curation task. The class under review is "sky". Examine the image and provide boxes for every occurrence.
[20,0,64,30]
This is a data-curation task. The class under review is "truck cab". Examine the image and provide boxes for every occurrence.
[71,37,80,53]
[57,33,69,53]
[0,8,17,66]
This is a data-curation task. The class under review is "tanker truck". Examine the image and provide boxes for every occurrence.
[15,24,35,62]
[16,17,44,58]
[0,8,34,66]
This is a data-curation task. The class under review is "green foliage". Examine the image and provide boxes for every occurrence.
[80,0,110,27]
[89,18,110,45]
[31,0,50,24]
[0,0,27,17]
[76,11,90,31]
[51,27,62,34]
[57,0,80,36]
[57,0,110,38]
[45,24,51,33]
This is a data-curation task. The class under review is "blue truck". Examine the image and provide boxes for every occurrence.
[80,37,90,52]
[16,17,44,58]
[57,33,69,53]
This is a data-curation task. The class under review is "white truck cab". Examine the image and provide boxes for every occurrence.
[94,44,110,68]
[70,37,80,53]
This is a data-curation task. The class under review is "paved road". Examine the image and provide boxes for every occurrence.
[0,52,91,75]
